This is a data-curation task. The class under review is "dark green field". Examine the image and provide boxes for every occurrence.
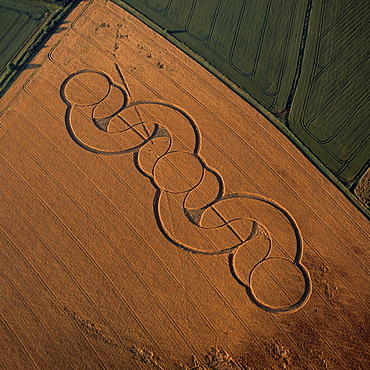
[0,0,48,74]
[115,0,308,113]
[0,1,77,96]
[117,0,369,185]
[289,0,369,183]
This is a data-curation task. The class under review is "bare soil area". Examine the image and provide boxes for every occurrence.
[0,1,369,369]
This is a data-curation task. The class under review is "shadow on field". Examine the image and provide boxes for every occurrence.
[26,64,42,70]
[168,29,186,35]
[54,27,68,34]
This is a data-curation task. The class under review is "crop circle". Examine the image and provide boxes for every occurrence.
[153,151,203,193]
[63,71,110,106]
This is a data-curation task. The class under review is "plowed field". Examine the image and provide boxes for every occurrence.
[0,0,369,368]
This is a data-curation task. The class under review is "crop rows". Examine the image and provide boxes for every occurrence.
[120,0,308,113]
[120,0,369,183]
[0,0,47,74]
[289,0,369,183]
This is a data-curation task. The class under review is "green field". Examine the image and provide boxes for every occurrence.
[0,0,48,74]
[0,0,76,96]
[116,0,308,113]
[289,0,369,183]
[117,0,369,184]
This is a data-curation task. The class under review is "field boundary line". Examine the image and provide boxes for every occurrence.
[110,0,369,218]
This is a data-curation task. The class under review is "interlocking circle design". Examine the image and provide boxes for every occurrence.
[61,69,312,314]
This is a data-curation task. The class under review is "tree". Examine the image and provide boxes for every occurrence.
[6,62,17,72]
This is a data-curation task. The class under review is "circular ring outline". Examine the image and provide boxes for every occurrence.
[61,69,114,107]
[229,255,312,314]
[61,70,202,156]
[152,151,205,194]
[155,192,304,258]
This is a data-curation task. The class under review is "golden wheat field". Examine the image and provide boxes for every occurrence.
[0,1,369,369]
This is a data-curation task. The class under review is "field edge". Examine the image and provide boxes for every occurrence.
[0,0,79,97]
[111,0,369,219]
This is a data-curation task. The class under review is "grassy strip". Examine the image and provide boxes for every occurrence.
[0,0,78,97]
[283,0,312,114]
[111,0,369,218]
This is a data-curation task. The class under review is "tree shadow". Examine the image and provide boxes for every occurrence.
[168,29,186,35]
[26,64,42,70]
[54,27,68,34]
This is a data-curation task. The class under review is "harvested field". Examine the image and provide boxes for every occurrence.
[119,0,370,184]
[0,0,369,368]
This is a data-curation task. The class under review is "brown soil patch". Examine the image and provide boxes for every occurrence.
[0,1,369,369]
